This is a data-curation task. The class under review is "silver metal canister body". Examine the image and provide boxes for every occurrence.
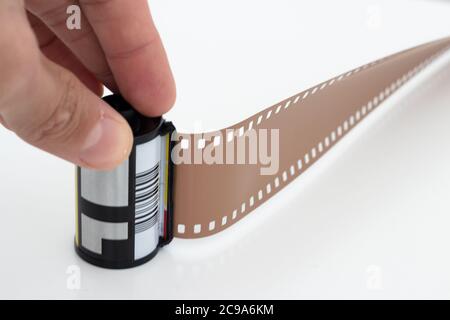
[75,95,174,269]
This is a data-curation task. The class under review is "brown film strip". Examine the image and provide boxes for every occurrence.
[172,37,450,239]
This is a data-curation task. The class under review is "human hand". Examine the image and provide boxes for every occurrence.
[0,0,176,169]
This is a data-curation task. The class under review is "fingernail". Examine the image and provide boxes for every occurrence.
[79,114,132,169]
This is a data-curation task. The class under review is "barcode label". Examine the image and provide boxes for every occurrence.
[134,137,162,260]
[135,163,159,233]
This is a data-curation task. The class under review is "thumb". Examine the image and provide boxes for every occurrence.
[0,46,133,170]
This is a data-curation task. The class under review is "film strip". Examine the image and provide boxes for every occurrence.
[172,36,450,238]
[76,36,450,268]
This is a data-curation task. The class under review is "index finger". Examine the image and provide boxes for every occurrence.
[80,0,176,116]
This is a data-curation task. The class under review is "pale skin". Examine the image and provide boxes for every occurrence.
[0,0,176,170]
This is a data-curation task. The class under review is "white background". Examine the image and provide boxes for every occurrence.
[1,0,450,299]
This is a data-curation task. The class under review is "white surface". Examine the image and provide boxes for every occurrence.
[1,0,450,299]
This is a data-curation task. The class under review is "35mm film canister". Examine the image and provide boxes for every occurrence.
[75,94,175,269]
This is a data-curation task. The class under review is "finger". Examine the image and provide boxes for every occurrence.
[80,0,176,116]
[25,0,118,91]
[0,114,9,130]
[0,2,133,170]
[2,57,133,170]
[26,11,102,95]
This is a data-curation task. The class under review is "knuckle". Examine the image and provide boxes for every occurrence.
[25,73,83,146]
